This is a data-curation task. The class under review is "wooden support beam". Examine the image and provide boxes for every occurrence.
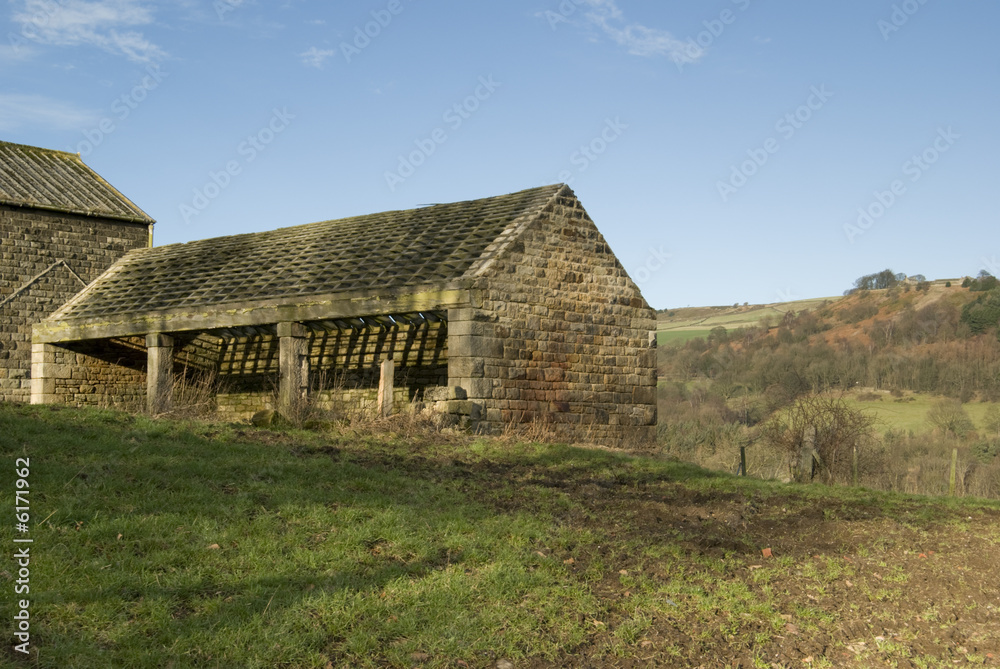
[377,358,394,418]
[278,323,308,416]
[146,333,174,415]
[34,283,478,343]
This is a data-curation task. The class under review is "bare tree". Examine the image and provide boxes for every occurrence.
[927,399,975,438]
[761,396,876,484]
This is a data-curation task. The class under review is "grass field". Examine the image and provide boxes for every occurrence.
[656,329,712,346]
[4,404,1000,667]
[842,391,999,435]
[657,297,840,347]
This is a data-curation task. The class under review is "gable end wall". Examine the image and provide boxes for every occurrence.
[0,205,150,403]
[449,191,657,443]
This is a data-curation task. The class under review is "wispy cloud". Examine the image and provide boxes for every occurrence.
[11,0,166,63]
[0,94,99,131]
[299,46,334,68]
[580,0,698,63]
[0,43,36,63]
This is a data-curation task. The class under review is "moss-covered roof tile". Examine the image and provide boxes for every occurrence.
[55,184,566,320]
[0,140,154,223]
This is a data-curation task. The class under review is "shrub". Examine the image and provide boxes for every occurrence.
[760,396,876,484]
[842,302,880,324]
[960,288,1000,335]
[926,399,976,437]
[707,325,729,347]
[983,405,1000,438]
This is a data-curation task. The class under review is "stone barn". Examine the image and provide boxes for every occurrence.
[0,141,154,404]
[31,184,657,442]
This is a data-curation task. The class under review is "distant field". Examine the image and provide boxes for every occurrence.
[842,391,998,435]
[657,297,839,346]
[656,329,712,346]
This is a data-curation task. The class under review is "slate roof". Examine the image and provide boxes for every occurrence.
[53,184,566,321]
[0,141,154,223]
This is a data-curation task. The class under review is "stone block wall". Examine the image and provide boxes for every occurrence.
[0,205,150,403]
[39,339,147,409]
[450,192,657,443]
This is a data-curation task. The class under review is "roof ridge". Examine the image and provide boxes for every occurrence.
[464,184,569,278]
[0,140,155,224]
[145,183,566,254]
[50,184,574,321]
[0,140,80,158]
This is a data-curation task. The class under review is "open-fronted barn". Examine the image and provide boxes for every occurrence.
[0,141,154,404]
[32,184,657,442]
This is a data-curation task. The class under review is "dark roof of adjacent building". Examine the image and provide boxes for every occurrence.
[0,141,154,224]
[53,184,567,320]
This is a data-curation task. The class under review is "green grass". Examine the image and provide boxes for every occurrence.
[2,403,999,667]
[658,297,839,338]
[842,392,999,434]
[656,329,712,346]
[1,406,603,667]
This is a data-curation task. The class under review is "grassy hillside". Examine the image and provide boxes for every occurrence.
[657,297,839,347]
[843,391,999,435]
[657,281,1000,499]
[3,404,1000,667]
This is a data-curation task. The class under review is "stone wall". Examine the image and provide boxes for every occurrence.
[14,189,657,442]
[449,192,657,443]
[39,339,147,409]
[0,205,150,403]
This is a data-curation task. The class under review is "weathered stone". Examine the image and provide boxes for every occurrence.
[16,184,657,443]
[1,146,152,405]
[447,400,484,420]
[251,409,275,427]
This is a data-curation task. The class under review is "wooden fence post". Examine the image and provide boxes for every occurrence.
[377,359,395,418]
[949,448,958,497]
[852,444,859,487]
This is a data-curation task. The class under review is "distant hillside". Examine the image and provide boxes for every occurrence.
[656,277,1000,500]
[808,281,977,349]
[659,278,1000,401]
[657,297,840,346]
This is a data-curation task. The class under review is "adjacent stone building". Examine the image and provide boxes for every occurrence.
[0,141,154,404]
[31,184,657,442]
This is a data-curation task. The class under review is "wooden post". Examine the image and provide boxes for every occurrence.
[146,334,174,415]
[278,322,308,417]
[739,446,747,477]
[949,448,958,497]
[377,358,394,417]
[852,444,859,487]
[797,425,818,483]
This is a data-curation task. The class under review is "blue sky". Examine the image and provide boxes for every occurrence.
[2,0,997,309]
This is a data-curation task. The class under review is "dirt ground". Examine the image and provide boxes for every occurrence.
[517,474,1000,668]
[267,428,1000,667]
[402,444,1000,669]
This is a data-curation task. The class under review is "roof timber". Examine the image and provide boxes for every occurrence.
[33,282,475,344]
